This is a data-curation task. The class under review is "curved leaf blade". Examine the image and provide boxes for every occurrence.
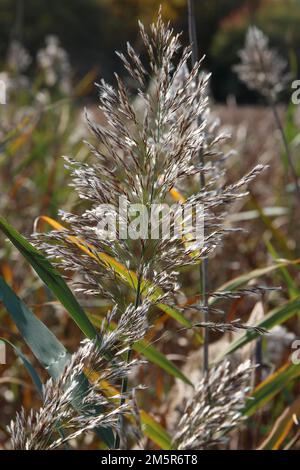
[244,362,300,417]
[0,216,98,340]
[0,337,43,396]
[0,275,70,378]
[140,410,173,450]
[258,397,300,450]
[134,339,192,386]
[210,259,300,307]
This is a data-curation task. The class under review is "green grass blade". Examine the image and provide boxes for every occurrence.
[0,216,98,340]
[283,102,299,172]
[140,410,173,450]
[134,339,192,386]
[0,275,70,378]
[215,297,300,362]
[249,196,292,258]
[210,260,300,307]
[157,303,194,329]
[265,240,299,299]
[244,362,300,417]
[0,337,43,396]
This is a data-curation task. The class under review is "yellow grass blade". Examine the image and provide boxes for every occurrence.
[36,215,197,332]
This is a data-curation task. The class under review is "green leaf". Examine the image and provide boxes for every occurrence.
[157,303,194,330]
[265,240,299,299]
[140,410,173,450]
[215,297,300,362]
[134,339,192,386]
[0,275,70,378]
[209,259,300,307]
[283,102,299,172]
[0,337,43,396]
[249,196,292,258]
[244,362,300,417]
[0,216,98,340]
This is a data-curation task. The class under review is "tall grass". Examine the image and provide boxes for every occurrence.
[0,7,300,451]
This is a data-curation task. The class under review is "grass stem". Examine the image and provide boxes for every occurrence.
[269,99,300,201]
[188,0,210,374]
[114,265,143,449]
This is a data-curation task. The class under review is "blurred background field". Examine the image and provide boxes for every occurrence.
[1,0,300,450]
[2,0,300,102]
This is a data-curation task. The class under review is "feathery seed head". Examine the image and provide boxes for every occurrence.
[234,26,290,101]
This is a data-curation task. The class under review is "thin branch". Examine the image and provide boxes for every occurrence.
[188,0,210,374]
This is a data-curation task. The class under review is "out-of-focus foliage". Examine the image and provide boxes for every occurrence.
[109,0,186,21]
[0,0,249,94]
[212,0,300,101]
[2,1,299,101]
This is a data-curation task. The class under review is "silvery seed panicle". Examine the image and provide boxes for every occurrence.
[8,302,148,450]
[32,13,266,317]
[191,320,267,335]
[10,11,271,452]
[234,26,290,102]
[173,360,254,450]
[37,35,72,94]
[7,40,31,74]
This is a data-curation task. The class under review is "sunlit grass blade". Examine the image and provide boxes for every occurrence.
[73,67,99,97]
[265,240,299,299]
[257,397,300,450]
[38,215,196,332]
[250,194,293,258]
[179,259,300,310]
[140,410,173,450]
[244,361,300,417]
[134,339,192,386]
